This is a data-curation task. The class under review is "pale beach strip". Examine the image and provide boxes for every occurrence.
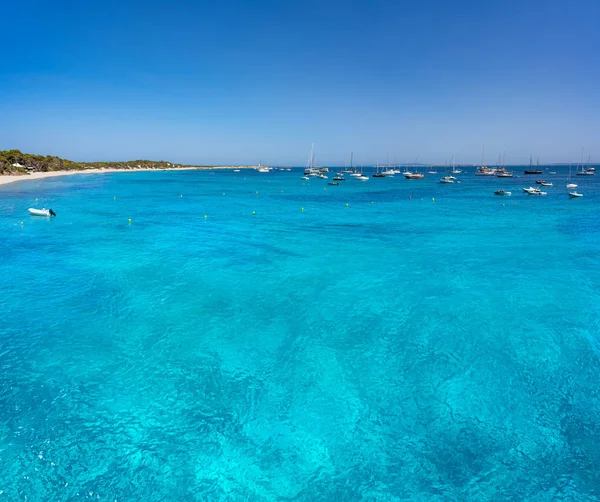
[0,166,256,187]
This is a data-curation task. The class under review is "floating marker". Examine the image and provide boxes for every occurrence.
[301,207,304,211]
[20,221,24,225]
[204,215,207,219]
[252,211,256,215]
[35,198,38,201]
[432,198,435,201]
[114,196,116,200]
[255,191,258,194]
[222,193,225,196]
[128,218,132,223]
[345,203,349,207]
[180,194,183,197]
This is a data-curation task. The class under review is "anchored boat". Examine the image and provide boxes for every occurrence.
[28,208,56,216]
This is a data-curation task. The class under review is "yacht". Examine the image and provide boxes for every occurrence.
[475,166,497,176]
[405,172,424,180]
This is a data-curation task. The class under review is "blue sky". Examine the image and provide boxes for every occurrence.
[1,0,598,165]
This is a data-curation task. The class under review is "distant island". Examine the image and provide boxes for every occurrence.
[0,150,255,175]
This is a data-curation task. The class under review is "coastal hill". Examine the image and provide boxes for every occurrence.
[0,150,183,175]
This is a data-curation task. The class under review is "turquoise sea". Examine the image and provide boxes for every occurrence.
[1,167,600,500]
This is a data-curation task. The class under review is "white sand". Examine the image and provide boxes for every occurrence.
[0,166,254,187]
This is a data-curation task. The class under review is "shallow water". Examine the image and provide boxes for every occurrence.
[1,167,600,500]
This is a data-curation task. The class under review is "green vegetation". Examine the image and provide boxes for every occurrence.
[0,150,182,174]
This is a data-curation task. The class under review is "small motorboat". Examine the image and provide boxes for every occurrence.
[494,189,511,196]
[405,173,424,180]
[318,174,328,179]
[569,191,583,198]
[372,173,386,178]
[29,208,56,216]
[440,176,455,184]
[535,180,546,185]
[523,187,547,195]
[566,183,577,189]
[328,181,339,186]
[233,169,241,172]
[540,182,553,187]
[301,176,310,180]
[357,175,369,181]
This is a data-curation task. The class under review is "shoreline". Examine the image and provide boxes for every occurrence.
[0,166,256,187]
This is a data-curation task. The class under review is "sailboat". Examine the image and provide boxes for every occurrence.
[496,152,513,177]
[524,155,542,175]
[304,145,320,177]
[576,149,594,176]
[566,165,577,189]
[372,162,386,178]
[450,155,462,174]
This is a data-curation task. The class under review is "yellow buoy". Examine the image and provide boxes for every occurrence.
[432,198,435,201]
[35,198,38,201]
[252,211,256,215]
[301,207,304,211]
[128,218,132,223]
[20,221,24,225]
[345,203,349,207]
[255,191,258,194]
[371,201,374,204]
[180,194,183,197]
[204,215,207,219]
[114,196,116,200]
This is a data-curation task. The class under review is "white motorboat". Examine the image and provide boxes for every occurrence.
[318,174,328,179]
[540,182,553,187]
[494,189,511,196]
[566,183,577,189]
[357,175,369,181]
[523,187,547,195]
[440,176,455,184]
[233,169,241,172]
[350,172,362,177]
[405,173,424,180]
[28,208,56,216]
[301,176,310,180]
[569,191,583,198]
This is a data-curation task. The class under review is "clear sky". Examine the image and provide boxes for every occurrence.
[1,0,599,165]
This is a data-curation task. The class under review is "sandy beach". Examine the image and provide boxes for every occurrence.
[0,166,255,187]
